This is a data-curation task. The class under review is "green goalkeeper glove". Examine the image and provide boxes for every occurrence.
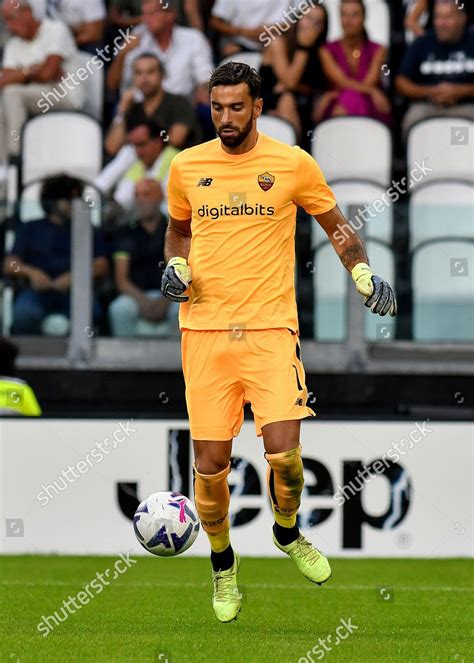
[351,262,397,316]
[161,257,192,303]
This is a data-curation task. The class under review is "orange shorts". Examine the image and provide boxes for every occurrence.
[181,328,315,440]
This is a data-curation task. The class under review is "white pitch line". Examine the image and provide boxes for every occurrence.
[0,580,472,592]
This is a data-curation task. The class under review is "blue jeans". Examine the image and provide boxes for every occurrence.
[11,289,102,335]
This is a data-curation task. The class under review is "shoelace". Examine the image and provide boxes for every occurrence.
[213,570,240,602]
[292,536,321,567]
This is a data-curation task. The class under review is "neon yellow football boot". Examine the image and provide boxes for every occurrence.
[273,533,331,585]
[212,553,242,622]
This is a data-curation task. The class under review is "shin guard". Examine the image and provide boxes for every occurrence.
[265,444,304,528]
[193,463,231,553]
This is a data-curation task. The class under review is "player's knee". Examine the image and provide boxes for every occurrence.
[194,455,229,476]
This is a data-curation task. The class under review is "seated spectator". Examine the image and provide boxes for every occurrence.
[46,0,106,54]
[396,0,474,137]
[259,2,328,137]
[317,0,391,124]
[210,0,290,57]
[3,175,108,336]
[0,337,42,416]
[405,0,473,39]
[180,0,205,32]
[108,0,143,31]
[105,52,200,157]
[106,0,212,105]
[0,0,84,163]
[113,118,179,215]
[109,181,178,337]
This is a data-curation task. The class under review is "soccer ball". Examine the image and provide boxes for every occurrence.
[133,491,200,557]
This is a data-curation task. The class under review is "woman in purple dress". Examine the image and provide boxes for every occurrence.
[316,0,391,124]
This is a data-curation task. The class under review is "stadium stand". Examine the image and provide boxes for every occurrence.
[312,117,392,186]
[407,118,474,189]
[0,0,472,407]
[256,115,297,146]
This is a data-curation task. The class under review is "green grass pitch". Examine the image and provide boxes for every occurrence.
[1,556,472,662]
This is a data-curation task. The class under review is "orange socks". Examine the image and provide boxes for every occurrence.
[265,445,304,528]
[193,463,231,553]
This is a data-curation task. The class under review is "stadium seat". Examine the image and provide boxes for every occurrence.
[312,118,392,186]
[219,52,263,71]
[257,115,297,145]
[409,182,474,249]
[407,118,474,190]
[75,50,104,122]
[329,180,393,244]
[413,240,474,342]
[313,241,347,341]
[21,112,103,185]
[312,235,395,342]
[325,0,390,46]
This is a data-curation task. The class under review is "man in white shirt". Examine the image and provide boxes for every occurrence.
[0,0,84,160]
[210,0,290,56]
[46,0,107,53]
[106,0,213,101]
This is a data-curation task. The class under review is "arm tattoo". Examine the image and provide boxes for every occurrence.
[339,243,368,271]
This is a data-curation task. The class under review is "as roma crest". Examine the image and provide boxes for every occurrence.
[258,172,275,192]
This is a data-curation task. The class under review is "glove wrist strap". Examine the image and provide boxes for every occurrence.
[351,262,373,282]
[168,256,188,267]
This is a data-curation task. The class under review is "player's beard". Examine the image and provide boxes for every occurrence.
[217,114,254,148]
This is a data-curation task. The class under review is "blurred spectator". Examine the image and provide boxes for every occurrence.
[106,0,212,103]
[0,337,41,415]
[108,0,143,31]
[109,182,177,337]
[317,0,391,124]
[210,0,290,57]
[46,0,106,54]
[396,0,474,137]
[112,118,179,216]
[405,0,473,38]
[181,0,205,32]
[0,0,84,162]
[105,52,199,156]
[3,175,108,336]
[259,2,328,136]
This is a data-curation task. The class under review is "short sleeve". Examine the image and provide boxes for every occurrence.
[113,229,134,258]
[93,229,108,259]
[293,148,337,216]
[211,0,233,21]
[167,157,192,220]
[398,39,423,81]
[43,20,77,59]
[82,0,107,22]
[10,223,30,261]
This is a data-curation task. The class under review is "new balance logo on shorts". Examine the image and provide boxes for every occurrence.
[295,398,304,406]
[197,177,213,187]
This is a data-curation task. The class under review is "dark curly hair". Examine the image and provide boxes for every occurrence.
[209,62,262,100]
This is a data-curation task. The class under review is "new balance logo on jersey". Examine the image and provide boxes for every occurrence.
[295,398,304,406]
[197,178,213,187]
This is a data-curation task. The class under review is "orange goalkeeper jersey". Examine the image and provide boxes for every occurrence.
[167,132,337,332]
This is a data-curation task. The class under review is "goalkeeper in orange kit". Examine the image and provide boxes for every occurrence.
[161,62,396,622]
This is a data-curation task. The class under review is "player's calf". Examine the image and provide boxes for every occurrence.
[265,444,331,585]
